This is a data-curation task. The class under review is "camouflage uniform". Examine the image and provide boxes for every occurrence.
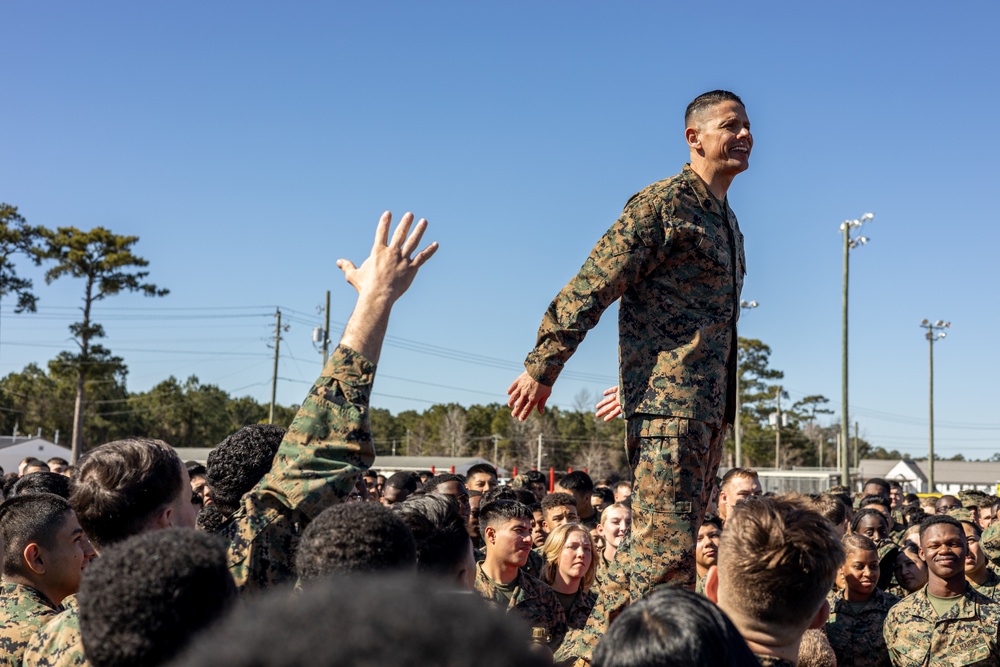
[883,585,1000,666]
[980,522,1000,568]
[970,568,1000,602]
[0,583,63,667]
[554,590,597,662]
[474,562,567,649]
[222,345,377,595]
[536,166,745,662]
[824,587,900,667]
[21,606,85,667]
[524,547,547,579]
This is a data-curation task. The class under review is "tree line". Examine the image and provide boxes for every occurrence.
[1,201,912,469]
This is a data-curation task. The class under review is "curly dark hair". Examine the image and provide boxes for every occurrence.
[206,424,285,517]
[78,528,236,667]
[296,501,416,581]
[169,573,547,667]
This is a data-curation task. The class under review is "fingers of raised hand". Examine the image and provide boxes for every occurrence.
[374,211,393,248]
[400,218,427,258]
[389,212,415,250]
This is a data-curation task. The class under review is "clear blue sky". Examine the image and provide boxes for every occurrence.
[2,1,998,460]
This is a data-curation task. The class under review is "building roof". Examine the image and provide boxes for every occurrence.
[860,459,1000,485]
[370,456,506,476]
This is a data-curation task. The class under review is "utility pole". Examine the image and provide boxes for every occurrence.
[492,433,501,467]
[853,421,859,469]
[921,319,950,493]
[735,299,759,467]
[269,309,283,424]
[774,387,782,469]
[839,213,873,490]
[323,290,331,364]
[537,433,543,470]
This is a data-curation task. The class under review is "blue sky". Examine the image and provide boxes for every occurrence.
[2,2,998,460]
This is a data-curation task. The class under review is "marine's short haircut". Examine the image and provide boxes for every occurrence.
[482,486,517,505]
[684,90,745,128]
[70,439,184,551]
[702,514,723,532]
[185,461,206,478]
[47,457,69,467]
[169,574,548,667]
[862,478,890,497]
[542,492,579,514]
[615,480,632,492]
[841,533,877,557]
[809,494,847,527]
[514,489,536,505]
[195,503,227,533]
[592,587,759,667]
[541,523,597,591]
[919,514,963,540]
[385,471,419,493]
[296,501,416,581]
[206,424,285,517]
[525,470,546,485]
[850,508,888,534]
[557,471,594,494]
[479,499,532,535]
[363,469,378,480]
[9,471,71,499]
[798,629,837,667]
[422,473,463,494]
[465,463,498,480]
[887,480,902,491]
[0,493,72,577]
[859,495,890,511]
[392,492,471,577]
[718,494,843,631]
[78,528,236,667]
[721,467,758,490]
[592,487,614,505]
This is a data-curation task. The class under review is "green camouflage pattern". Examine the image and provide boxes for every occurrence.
[474,563,567,650]
[884,586,1000,666]
[523,547,546,580]
[561,417,723,663]
[222,344,377,595]
[981,522,1000,567]
[824,587,900,667]
[554,590,597,663]
[21,606,87,667]
[970,567,1000,602]
[0,583,62,667]
[523,164,745,426]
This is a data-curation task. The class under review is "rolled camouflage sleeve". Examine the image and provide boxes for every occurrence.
[524,198,668,386]
[225,344,377,593]
[254,343,376,516]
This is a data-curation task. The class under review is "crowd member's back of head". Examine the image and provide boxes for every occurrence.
[70,438,194,551]
[707,494,844,655]
[168,573,547,667]
[79,528,236,667]
[809,493,848,535]
[392,492,475,587]
[205,424,285,517]
[592,587,759,667]
[9,471,71,499]
[22,457,50,476]
[296,501,416,581]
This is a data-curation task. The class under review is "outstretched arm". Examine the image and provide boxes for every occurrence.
[338,210,438,362]
[507,372,552,422]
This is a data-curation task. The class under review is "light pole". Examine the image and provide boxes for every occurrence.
[734,299,758,467]
[920,319,950,493]
[840,212,873,490]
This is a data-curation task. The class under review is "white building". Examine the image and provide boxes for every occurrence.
[858,458,1000,495]
[0,436,73,476]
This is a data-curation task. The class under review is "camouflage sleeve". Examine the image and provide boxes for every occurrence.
[225,345,377,593]
[524,197,669,386]
[251,344,376,517]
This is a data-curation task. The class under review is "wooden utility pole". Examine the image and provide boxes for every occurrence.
[269,309,282,424]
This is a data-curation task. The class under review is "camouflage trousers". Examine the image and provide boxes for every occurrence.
[555,416,724,665]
